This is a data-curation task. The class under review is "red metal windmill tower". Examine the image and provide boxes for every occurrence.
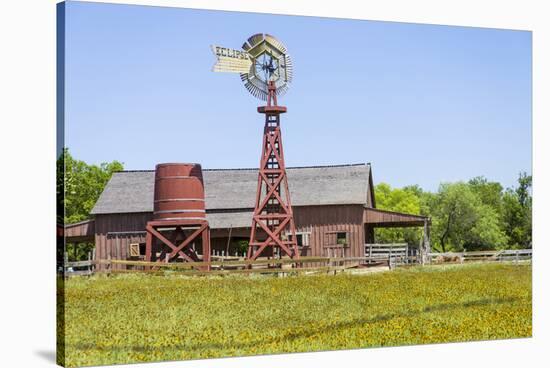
[248,81,299,260]
[211,33,299,260]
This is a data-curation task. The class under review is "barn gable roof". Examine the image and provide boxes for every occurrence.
[91,163,373,216]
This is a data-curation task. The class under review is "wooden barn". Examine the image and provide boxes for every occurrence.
[65,163,430,268]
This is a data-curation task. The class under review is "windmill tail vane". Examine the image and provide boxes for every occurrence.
[211,45,252,74]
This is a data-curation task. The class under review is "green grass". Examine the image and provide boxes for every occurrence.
[61,263,532,367]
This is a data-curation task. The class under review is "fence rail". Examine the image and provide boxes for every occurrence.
[63,252,94,277]
[428,249,532,263]
[364,243,413,268]
[63,255,387,277]
[62,248,532,277]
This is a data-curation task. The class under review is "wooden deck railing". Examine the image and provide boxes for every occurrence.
[364,243,412,268]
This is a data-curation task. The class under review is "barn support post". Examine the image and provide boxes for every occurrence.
[145,230,153,270]
[225,225,232,257]
[421,219,431,265]
[64,252,68,276]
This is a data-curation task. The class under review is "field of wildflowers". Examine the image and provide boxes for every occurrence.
[61,263,531,367]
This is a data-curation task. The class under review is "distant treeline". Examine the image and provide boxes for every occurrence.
[375,174,532,251]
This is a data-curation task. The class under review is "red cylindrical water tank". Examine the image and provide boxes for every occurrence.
[153,163,206,221]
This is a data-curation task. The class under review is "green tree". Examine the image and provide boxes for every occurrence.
[66,242,95,262]
[468,176,504,215]
[374,183,423,245]
[428,182,507,252]
[502,172,532,248]
[372,173,530,252]
[466,176,509,249]
[516,172,532,208]
[234,240,249,255]
[57,149,123,261]
[57,148,123,224]
[466,205,508,250]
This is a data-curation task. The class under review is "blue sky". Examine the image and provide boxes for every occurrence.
[63,1,532,191]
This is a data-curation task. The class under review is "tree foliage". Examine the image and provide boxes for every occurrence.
[373,173,531,251]
[57,148,123,224]
[374,183,423,245]
[65,242,95,262]
[430,182,508,252]
[57,149,123,261]
[502,173,532,248]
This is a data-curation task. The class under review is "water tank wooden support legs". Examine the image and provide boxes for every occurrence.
[145,219,211,270]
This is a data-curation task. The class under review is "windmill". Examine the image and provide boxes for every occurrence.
[212,34,299,261]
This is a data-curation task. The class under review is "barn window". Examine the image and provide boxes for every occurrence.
[129,243,146,258]
[296,233,311,246]
[336,232,347,245]
[288,232,310,247]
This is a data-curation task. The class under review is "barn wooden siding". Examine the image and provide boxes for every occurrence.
[94,213,151,270]
[64,219,95,242]
[293,204,365,258]
[94,204,367,269]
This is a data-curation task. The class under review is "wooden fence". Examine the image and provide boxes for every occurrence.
[62,255,389,277]
[62,248,532,277]
[63,251,94,277]
[428,249,532,264]
[364,243,415,268]
[91,256,350,276]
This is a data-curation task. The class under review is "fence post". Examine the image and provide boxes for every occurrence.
[64,252,68,276]
[369,244,373,264]
[92,248,96,272]
[515,250,519,264]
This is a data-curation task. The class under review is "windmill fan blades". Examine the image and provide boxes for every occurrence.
[247,33,265,47]
[265,34,287,53]
[245,82,267,100]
